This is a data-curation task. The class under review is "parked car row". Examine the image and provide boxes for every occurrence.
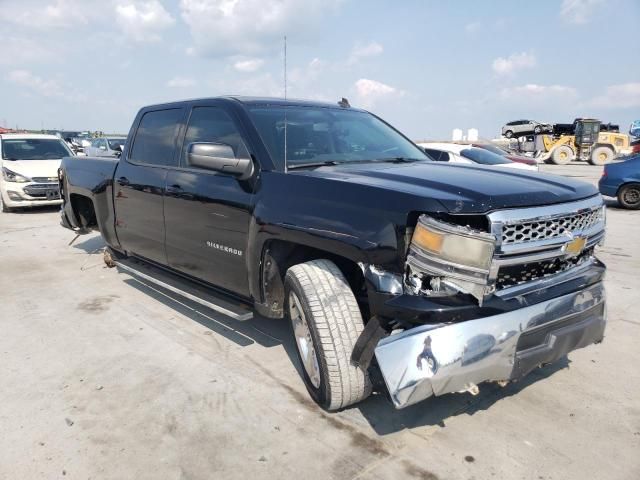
[418,142,539,171]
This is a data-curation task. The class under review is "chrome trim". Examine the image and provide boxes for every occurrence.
[375,282,605,409]
[488,195,604,251]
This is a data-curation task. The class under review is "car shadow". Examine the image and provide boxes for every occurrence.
[353,357,570,435]
[72,234,106,253]
[603,198,627,210]
[70,238,572,433]
[10,205,60,214]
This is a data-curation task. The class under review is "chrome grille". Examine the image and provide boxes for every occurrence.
[502,208,602,244]
[496,247,594,289]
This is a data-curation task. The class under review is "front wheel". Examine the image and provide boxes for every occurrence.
[504,130,514,138]
[285,259,371,411]
[551,145,574,165]
[0,194,12,213]
[618,183,640,209]
[589,146,614,165]
[534,126,542,134]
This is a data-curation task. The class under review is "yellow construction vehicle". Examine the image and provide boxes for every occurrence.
[537,119,630,165]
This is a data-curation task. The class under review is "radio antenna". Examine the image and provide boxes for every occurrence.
[283,35,288,173]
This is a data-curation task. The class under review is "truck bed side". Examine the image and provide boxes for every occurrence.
[59,156,120,249]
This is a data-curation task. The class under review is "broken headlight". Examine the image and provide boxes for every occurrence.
[405,215,496,303]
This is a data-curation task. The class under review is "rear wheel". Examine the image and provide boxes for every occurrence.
[284,259,371,411]
[504,130,514,139]
[534,126,542,134]
[618,183,640,209]
[589,146,614,165]
[550,145,574,165]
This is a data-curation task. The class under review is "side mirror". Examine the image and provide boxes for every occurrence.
[187,142,253,179]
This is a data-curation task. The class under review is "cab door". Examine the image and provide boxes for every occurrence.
[114,107,185,265]
[163,104,255,297]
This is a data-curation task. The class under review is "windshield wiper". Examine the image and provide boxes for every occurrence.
[287,160,342,170]
[373,157,424,163]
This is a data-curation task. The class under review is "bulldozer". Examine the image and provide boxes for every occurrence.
[535,118,630,165]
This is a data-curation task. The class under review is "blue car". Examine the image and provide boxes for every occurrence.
[599,154,640,209]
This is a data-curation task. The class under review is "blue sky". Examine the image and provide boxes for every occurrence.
[1,0,638,139]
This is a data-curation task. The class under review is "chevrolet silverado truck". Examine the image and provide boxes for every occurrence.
[59,97,607,410]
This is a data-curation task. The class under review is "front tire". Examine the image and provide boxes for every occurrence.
[589,146,614,165]
[504,130,514,138]
[534,126,542,134]
[285,259,371,411]
[618,183,640,209]
[0,194,12,213]
[550,145,574,165]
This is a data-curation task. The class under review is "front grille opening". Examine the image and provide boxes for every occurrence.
[502,209,602,244]
[497,247,594,289]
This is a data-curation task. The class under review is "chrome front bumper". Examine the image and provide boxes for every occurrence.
[374,282,606,409]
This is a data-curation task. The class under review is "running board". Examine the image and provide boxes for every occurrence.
[115,258,254,321]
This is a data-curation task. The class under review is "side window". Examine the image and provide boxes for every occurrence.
[423,148,446,161]
[182,107,249,167]
[129,108,183,166]
[440,151,451,161]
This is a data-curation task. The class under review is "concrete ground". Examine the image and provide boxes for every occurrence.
[1,163,638,480]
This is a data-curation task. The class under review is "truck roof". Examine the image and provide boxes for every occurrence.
[140,96,366,112]
[0,133,62,140]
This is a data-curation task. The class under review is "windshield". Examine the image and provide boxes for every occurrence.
[460,148,512,165]
[247,106,429,168]
[107,138,126,149]
[476,143,508,156]
[1,138,73,160]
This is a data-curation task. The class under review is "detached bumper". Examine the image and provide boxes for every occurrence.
[374,282,606,409]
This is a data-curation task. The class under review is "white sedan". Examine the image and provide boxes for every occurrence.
[0,133,73,212]
[418,142,538,172]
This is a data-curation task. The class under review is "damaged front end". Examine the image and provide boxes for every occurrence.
[404,215,496,304]
[370,196,607,409]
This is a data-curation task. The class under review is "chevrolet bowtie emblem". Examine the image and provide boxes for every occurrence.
[565,237,586,257]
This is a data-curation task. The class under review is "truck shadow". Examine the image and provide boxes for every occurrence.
[71,234,574,435]
[354,357,570,435]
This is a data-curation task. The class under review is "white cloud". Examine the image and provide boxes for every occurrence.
[464,21,481,34]
[585,83,640,109]
[115,1,175,42]
[7,69,63,98]
[0,0,90,29]
[499,84,578,101]
[492,52,537,76]
[180,0,343,57]
[560,0,604,24]
[233,58,265,73]
[0,37,54,65]
[354,78,403,109]
[166,76,196,88]
[347,41,383,64]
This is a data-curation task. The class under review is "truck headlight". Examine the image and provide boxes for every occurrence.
[406,215,496,304]
[411,217,495,270]
[2,167,31,183]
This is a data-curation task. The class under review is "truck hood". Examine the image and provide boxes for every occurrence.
[1,159,62,180]
[294,162,598,213]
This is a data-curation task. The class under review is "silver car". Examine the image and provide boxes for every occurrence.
[84,137,126,157]
[501,120,552,138]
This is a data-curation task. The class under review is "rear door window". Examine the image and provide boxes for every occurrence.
[129,108,183,166]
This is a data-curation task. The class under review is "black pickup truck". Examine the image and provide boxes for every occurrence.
[59,97,607,410]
